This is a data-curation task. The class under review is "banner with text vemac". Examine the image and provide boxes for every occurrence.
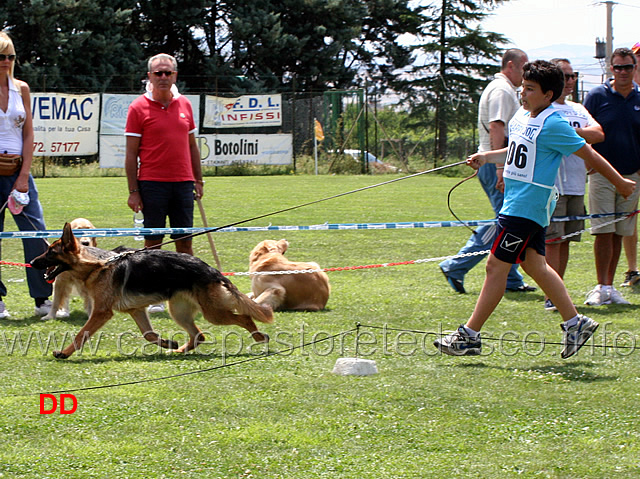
[31,93,100,156]
[203,94,282,128]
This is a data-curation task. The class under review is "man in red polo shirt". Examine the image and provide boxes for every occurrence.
[125,53,204,257]
[125,53,204,313]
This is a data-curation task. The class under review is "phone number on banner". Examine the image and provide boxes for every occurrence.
[33,142,81,154]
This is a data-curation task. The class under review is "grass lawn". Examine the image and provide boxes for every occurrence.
[0,174,639,478]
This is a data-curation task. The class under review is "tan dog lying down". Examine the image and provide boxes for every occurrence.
[248,239,330,311]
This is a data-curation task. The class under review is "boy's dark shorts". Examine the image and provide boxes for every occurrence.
[139,180,194,240]
[491,214,546,264]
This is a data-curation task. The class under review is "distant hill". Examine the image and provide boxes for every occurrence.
[527,39,637,98]
[527,44,606,97]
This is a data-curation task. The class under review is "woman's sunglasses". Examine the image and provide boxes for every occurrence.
[0,54,16,61]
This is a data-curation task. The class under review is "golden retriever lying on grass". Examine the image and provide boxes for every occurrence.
[248,239,330,311]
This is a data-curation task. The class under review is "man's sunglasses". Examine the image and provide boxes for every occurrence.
[0,54,16,61]
[612,64,635,72]
[564,73,578,80]
[151,70,175,77]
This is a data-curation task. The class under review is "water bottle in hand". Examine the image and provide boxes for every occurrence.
[133,211,144,241]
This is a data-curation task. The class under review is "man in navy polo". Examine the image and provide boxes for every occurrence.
[583,47,640,306]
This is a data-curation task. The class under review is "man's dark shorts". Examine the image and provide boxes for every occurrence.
[139,181,194,240]
[491,214,546,264]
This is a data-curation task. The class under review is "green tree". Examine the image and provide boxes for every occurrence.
[1,0,143,92]
[208,0,421,92]
[398,0,509,164]
[1,0,421,94]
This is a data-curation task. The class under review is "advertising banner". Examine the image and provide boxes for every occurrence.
[99,94,140,135]
[98,94,200,168]
[199,134,292,166]
[31,93,100,156]
[203,94,282,128]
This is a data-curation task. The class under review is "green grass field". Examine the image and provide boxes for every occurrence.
[0,174,638,478]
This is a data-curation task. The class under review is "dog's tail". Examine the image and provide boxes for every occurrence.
[226,283,274,324]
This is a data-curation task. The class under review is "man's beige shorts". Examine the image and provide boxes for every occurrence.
[546,195,586,242]
[588,171,640,236]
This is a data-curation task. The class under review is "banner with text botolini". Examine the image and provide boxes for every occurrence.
[199,134,292,166]
[32,93,100,155]
[203,94,282,128]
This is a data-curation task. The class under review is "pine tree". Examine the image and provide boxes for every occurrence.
[207,0,421,92]
[1,0,422,93]
[1,0,143,92]
[399,0,509,164]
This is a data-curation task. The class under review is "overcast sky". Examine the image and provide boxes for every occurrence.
[481,0,638,52]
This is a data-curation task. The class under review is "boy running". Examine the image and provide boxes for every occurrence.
[434,60,636,359]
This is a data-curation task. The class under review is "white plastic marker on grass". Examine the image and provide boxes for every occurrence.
[332,358,378,376]
[332,324,379,376]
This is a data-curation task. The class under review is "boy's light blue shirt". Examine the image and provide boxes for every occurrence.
[501,106,586,227]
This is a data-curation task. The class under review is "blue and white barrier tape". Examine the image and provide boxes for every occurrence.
[0,211,633,239]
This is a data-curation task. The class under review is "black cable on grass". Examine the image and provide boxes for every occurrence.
[151,160,468,250]
[446,170,479,235]
[16,328,357,398]
[358,324,638,351]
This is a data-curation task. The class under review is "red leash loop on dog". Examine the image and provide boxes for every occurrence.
[0,260,31,268]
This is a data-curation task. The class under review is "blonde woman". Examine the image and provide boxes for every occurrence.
[0,31,51,318]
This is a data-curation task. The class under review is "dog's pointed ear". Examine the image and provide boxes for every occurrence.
[277,239,289,254]
[61,222,79,253]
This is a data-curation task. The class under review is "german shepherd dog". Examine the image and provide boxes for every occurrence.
[31,223,273,359]
[42,218,100,320]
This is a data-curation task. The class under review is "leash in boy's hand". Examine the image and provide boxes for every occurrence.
[466,153,485,170]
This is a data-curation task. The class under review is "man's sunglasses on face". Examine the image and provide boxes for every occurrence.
[151,71,175,77]
[612,64,635,73]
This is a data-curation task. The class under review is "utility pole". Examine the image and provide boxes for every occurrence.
[604,0,615,68]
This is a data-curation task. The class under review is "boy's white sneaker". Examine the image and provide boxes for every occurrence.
[561,315,599,359]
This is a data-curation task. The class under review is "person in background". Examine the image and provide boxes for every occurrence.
[543,59,604,311]
[619,41,640,287]
[0,31,52,319]
[439,48,536,294]
[583,48,640,306]
[125,53,203,314]
[434,60,635,359]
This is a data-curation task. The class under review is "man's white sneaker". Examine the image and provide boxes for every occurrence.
[0,300,10,319]
[609,287,630,305]
[148,303,166,314]
[584,287,611,306]
[34,299,53,317]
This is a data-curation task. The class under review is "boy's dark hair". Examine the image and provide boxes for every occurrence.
[522,60,564,103]
[611,47,636,65]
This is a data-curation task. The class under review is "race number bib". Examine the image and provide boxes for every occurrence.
[504,107,554,184]
[504,107,558,223]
